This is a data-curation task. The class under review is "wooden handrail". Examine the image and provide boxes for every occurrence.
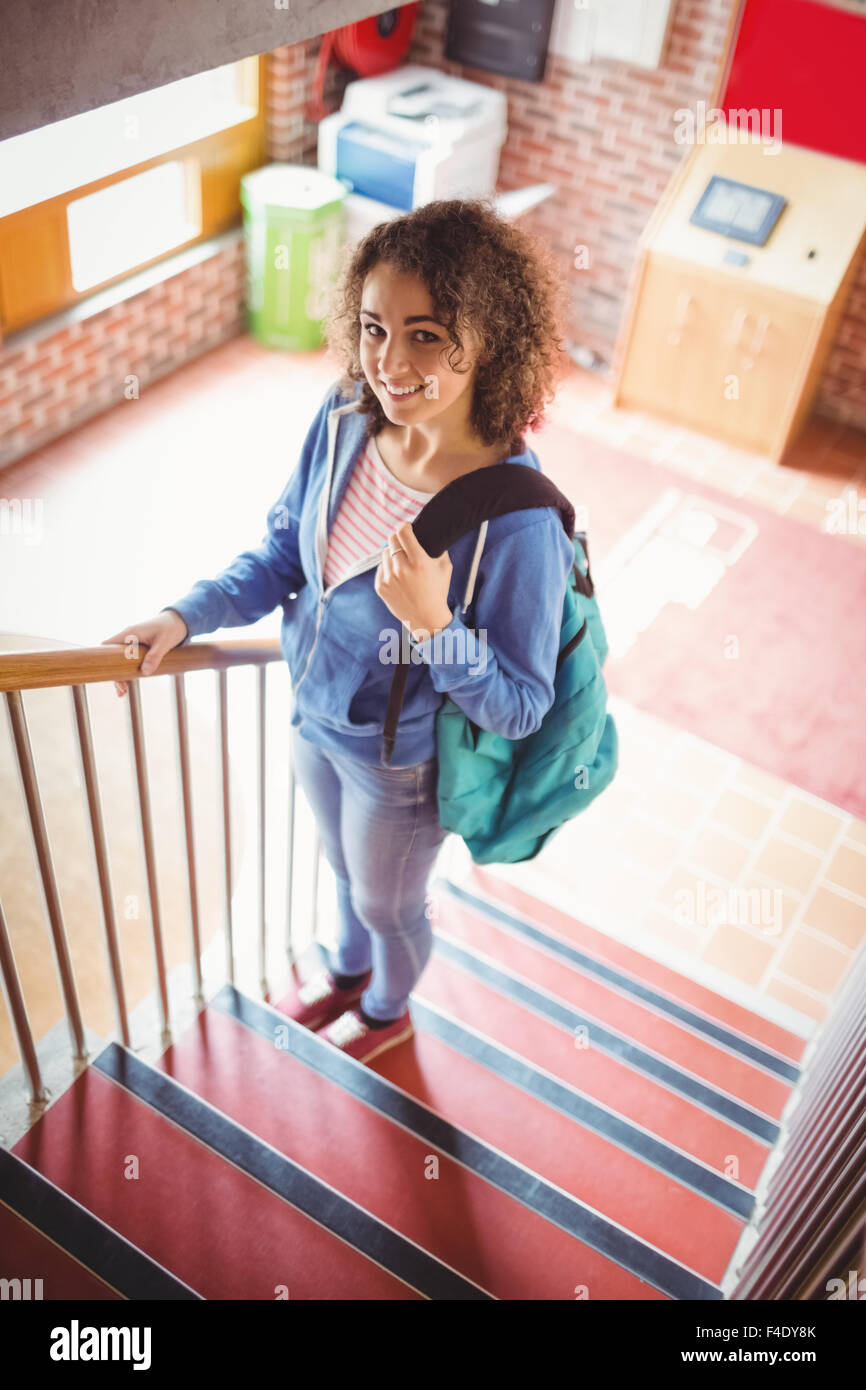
[0,638,283,692]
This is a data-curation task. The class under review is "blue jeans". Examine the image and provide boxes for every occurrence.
[289,723,451,1021]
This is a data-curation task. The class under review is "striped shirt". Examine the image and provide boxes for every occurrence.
[322,433,435,590]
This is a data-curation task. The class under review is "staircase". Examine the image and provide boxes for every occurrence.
[3,866,806,1301]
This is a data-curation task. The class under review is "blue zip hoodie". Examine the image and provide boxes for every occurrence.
[164,378,575,768]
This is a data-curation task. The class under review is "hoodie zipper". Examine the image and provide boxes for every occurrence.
[292,400,490,714]
[293,556,384,704]
[292,404,384,707]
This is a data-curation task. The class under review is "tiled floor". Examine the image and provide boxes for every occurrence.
[549,371,866,548]
[0,336,864,1077]
[465,694,865,1031]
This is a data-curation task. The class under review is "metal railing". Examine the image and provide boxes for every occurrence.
[727,940,866,1300]
[0,637,318,1107]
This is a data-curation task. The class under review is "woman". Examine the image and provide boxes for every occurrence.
[103,198,575,1065]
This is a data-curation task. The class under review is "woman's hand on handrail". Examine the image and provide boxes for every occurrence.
[101,610,188,697]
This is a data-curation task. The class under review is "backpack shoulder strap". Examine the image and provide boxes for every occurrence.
[382,465,577,766]
[412,463,575,556]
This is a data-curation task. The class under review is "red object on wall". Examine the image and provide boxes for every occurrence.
[306,6,420,122]
[333,6,420,77]
[720,0,866,165]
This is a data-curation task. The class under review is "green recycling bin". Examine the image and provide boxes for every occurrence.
[241,163,348,351]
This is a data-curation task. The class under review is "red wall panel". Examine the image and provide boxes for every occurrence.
[721,0,866,165]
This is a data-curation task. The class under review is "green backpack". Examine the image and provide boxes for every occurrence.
[381,463,619,865]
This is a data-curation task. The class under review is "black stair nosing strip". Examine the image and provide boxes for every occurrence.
[210,984,723,1302]
[0,1147,202,1301]
[91,1041,491,1303]
[405,997,757,1222]
[432,933,781,1146]
[441,879,801,1084]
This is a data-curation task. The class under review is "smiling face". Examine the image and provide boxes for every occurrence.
[358,261,482,430]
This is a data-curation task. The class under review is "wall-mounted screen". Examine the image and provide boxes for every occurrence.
[689,176,787,246]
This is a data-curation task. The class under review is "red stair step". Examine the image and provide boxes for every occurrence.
[413,950,774,1190]
[0,1203,120,1300]
[433,896,794,1118]
[12,1064,420,1301]
[464,868,807,1063]
[364,999,744,1286]
[164,995,671,1301]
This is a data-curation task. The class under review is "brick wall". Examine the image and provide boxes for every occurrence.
[2,0,864,471]
[0,245,247,468]
[405,0,866,430]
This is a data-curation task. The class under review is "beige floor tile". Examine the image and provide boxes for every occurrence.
[822,843,866,900]
[710,442,772,472]
[686,826,753,881]
[741,481,795,514]
[777,795,848,853]
[764,975,829,1024]
[735,875,800,939]
[653,864,714,917]
[730,763,786,803]
[657,874,786,941]
[801,885,866,951]
[842,820,866,850]
[701,921,776,989]
[775,929,854,997]
[751,837,825,896]
[781,493,834,527]
[747,466,805,500]
[699,458,763,494]
[710,787,777,840]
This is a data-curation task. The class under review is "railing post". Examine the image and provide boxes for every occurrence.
[257,665,267,997]
[0,895,48,1106]
[0,640,286,1075]
[4,690,87,1062]
[217,669,234,986]
[173,674,204,1004]
[70,684,131,1047]
[127,680,170,1040]
[286,760,296,968]
[312,833,321,943]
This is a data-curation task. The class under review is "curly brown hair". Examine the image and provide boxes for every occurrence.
[324,197,568,457]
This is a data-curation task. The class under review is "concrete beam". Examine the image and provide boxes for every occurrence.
[1,0,410,141]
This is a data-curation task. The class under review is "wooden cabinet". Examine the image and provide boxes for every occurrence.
[613,141,866,461]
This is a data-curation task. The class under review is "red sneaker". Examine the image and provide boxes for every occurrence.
[319,1007,414,1065]
[277,968,372,1031]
